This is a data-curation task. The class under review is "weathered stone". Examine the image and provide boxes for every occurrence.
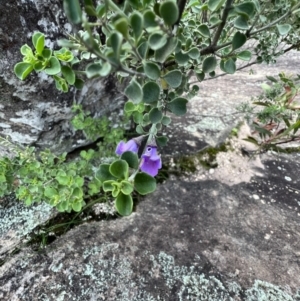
[0,146,300,300]
[0,1,125,155]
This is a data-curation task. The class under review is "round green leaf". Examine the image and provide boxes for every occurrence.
[156,136,168,147]
[149,33,167,50]
[202,56,217,73]
[74,78,84,89]
[159,1,179,26]
[276,24,292,36]
[208,0,226,12]
[86,63,101,78]
[63,0,82,24]
[163,70,182,88]
[134,172,156,195]
[168,97,188,116]
[109,160,129,179]
[198,24,210,38]
[234,16,249,30]
[44,57,61,75]
[175,51,190,65]
[115,193,133,216]
[143,10,157,28]
[125,79,143,104]
[114,18,129,38]
[149,108,163,123]
[130,12,144,39]
[188,48,200,59]
[235,2,255,19]
[121,151,139,169]
[124,101,136,113]
[14,62,33,80]
[121,180,134,195]
[42,49,52,59]
[143,81,160,103]
[155,37,178,63]
[162,115,171,125]
[61,65,75,84]
[32,32,44,50]
[232,31,247,51]
[224,58,236,74]
[72,201,82,212]
[143,61,160,80]
[237,50,252,61]
[96,164,116,182]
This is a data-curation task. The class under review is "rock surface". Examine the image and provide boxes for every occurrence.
[0,1,125,155]
[0,149,300,300]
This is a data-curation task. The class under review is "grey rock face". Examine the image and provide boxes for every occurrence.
[0,1,125,154]
[0,152,300,300]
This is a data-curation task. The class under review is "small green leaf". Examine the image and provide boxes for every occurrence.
[103,180,116,192]
[276,24,292,36]
[237,50,252,61]
[110,32,123,59]
[54,48,74,62]
[14,62,33,80]
[114,18,129,38]
[234,16,249,30]
[159,1,179,26]
[121,180,134,195]
[134,172,156,195]
[86,62,111,78]
[163,70,182,88]
[109,160,129,179]
[137,41,148,59]
[44,187,58,198]
[143,10,157,28]
[235,2,255,19]
[232,31,247,51]
[21,44,33,56]
[202,56,217,73]
[130,12,143,39]
[149,33,167,50]
[143,81,160,103]
[149,108,163,123]
[224,58,236,74]
[121,151,139,169]
[96,164,116,182]
[188,48,200,59]
[44,57,61,75]
[35,35,45,55]
[61,65,75,84]
[74,78,84,89]
[42,49,52,59]
[32,32,44,50]
[155,37,178,63]
[175,51,190,65]
[72,201,82,212]
[124,101,136,113]
[63,0,82,24]
[125,79,143,104]
[115,193,133,216]
[156,136,168,147]
[207,0,226,12]
[162,115,171,125]
[168,97,188,116]
[198,24,211,38]
[143,61,160,80]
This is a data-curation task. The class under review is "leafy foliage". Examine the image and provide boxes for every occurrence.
[10,0,300,215]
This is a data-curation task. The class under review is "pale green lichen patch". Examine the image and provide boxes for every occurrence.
[0,195,54,256]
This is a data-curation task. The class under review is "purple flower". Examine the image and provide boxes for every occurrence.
[116,139,139,155]
[140,146,162,177]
